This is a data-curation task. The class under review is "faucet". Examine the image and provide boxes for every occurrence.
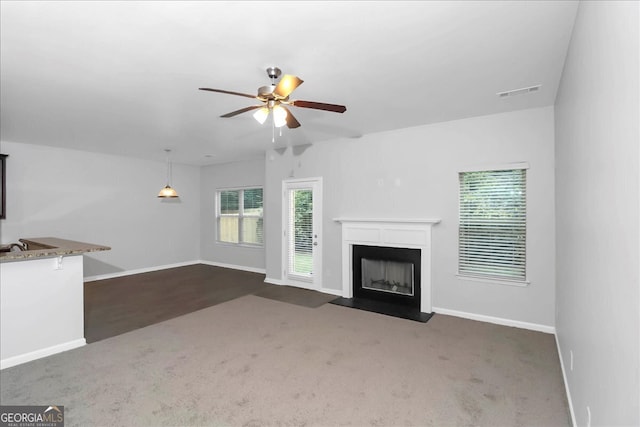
[2,242,27,252]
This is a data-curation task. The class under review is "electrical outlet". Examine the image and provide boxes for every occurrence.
[587,406,591,427]
[570,350,574,371]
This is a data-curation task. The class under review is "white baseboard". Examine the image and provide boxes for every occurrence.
[264,277,285,286]
[84,260,266,282]
[555,333,577,427]
[1,338,86,370]
[84,260,201,282]
[199,260,265,274]
[320,287,342,297]
[432,307,556,334]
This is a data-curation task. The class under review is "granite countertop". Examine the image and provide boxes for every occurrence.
[0,237,111,262]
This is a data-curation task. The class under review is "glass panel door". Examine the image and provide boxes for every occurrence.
[283,178,322,290]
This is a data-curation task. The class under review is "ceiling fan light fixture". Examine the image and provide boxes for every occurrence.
[199,66,346,132]
[253,107,270,124]
[272,105,288,128]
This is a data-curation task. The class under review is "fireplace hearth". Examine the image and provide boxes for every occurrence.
[331,244,432,322]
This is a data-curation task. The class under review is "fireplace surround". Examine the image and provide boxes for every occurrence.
[334,218,440,316]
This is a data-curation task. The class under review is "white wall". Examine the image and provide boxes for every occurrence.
[200,157,265,271]
[265,106,556,328]
[1,255,85,369]
[0,141,201,277]
[554,1,639,426]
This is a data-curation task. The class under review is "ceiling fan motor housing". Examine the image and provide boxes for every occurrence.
[258,85,276,99]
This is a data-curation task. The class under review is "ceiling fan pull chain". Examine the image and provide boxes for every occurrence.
[272,116,275,143]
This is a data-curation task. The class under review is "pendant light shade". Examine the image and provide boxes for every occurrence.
[158,149,179,198]
[158,185,178,198]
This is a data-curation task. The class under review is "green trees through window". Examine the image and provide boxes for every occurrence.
[291,189,313,274]
[459,168,527,281]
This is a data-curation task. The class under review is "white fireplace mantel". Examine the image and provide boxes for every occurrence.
[334,217,440,314]
[334,218,441,225]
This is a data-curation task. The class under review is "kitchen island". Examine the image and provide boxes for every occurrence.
[0,237,110,369]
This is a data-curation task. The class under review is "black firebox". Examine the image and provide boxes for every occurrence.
[352,245,421,308]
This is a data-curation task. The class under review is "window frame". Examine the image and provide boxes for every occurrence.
[457,163,529,286]
[216,186,264,247]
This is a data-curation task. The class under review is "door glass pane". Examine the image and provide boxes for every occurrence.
[289,189,313,276]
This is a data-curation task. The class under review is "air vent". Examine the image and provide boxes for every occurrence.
[497,84,542,98]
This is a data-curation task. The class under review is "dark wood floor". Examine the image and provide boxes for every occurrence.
[84,264,269,343]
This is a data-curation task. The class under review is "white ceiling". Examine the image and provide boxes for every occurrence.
[0,1,578,166]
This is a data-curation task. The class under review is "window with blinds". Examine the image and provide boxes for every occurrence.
[217,187,263,246]
[458,167,527,282]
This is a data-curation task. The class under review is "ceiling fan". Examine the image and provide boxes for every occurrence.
[199,67,346,129]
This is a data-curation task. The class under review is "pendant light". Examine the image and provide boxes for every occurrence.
[157,149,179,198]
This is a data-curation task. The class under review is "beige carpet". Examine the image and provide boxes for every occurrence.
[0,295,570,426]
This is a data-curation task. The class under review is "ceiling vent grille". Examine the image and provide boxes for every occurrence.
[497,84,542,98]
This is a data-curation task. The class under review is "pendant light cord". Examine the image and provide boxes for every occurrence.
[165,149,172,186]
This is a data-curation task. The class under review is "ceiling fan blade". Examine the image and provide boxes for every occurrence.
[274,75,304,99]
[220,105,263,118]
[281,106,301,128]
[199,88,257,99]
[291,100,347,113]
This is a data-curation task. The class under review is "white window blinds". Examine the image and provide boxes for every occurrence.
[287,188,313,278]
[458,168,527,281]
